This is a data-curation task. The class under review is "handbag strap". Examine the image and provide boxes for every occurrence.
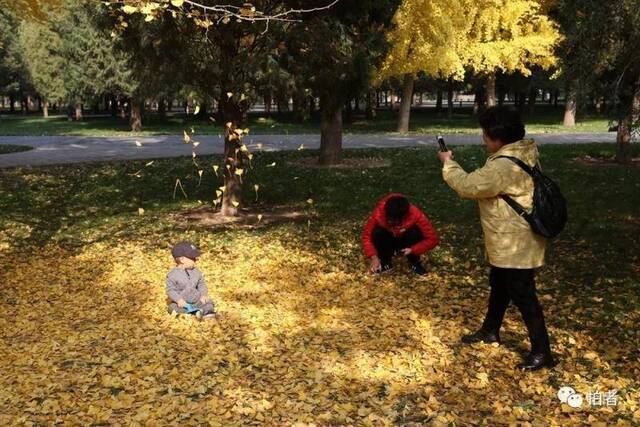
[495,155,535,177]
[495,155,533,221]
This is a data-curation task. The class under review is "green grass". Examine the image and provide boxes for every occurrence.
[0,144,32,154]
[0,106,613,136]
[1,144,638,424]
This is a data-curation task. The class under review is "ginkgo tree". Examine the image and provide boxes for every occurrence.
[379,0,561,132]
[112,0,340,216]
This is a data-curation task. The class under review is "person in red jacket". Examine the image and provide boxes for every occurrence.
[362,193,439,275]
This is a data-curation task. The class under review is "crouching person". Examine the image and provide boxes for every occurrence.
[362,193,439,275]
[166,241,217,320]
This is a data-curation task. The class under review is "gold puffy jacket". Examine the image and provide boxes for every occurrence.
[442,139,546,269]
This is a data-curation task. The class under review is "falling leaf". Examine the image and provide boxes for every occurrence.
[170,0,184,6]
[218,186,226,192]
[231,201,240,207]
[183,130,191,144]
[135,140,142,147]
[192,152,197,159]
[266,162,276,167]
[226,92,233,99]
[297,144,305,151]
[122,5,137,14]
[215,190,223,198]
[307,198,314,204]
[209,117,216,122]
[193,105,200,115]
[235,168,244,176]
[254,184,260,200]
[212,165,219,177]
[145,161,154,167]
[197,170,203,186]
[193,142,200,148]
[257,214,263,223]
[137,207,145,216]
[240,94,246,102]
[256,143,263,149]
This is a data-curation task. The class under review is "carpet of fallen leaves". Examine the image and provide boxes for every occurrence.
[1,225,638,425]
[1,144,639,425]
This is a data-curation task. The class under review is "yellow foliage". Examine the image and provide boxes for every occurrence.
[379,0,561,81]
[0,235,637,424]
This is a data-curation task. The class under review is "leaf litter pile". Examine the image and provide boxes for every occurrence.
[1,144,639,425]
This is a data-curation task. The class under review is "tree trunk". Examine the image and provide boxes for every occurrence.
[110,95,117,118]
[9,95,15,112]
[264,93,272,114]
[344,99,353,124]
[447,79,454,118]
[42,100,49,118]
[528,86,537,115]
[366,90,376,119]
[319,107,342,165]
[486,73,497,107]
[616,79,640,164]
[219,98,244,216]
[436,88,443,115]
[397,73,414,133]
[563,84,577,126]
[75,102,83,121]
[130,102,142,131]
[158,98,166,117]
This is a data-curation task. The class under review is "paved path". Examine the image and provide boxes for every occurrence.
[0,132,616,168]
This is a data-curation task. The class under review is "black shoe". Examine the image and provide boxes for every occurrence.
[410,262,427,275]
[461,329,501,345]
[517,352,556,371]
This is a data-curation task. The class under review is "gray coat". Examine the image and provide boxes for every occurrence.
[165,267,208,304]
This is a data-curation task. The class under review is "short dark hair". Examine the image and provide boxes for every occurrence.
[385,196,409,222]
[478,106,526,144]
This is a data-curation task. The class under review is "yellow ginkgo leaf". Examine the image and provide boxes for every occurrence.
[307,198,314,204]
[122,5,137,14]
[216,190,222,198]
[193,142,200,148]
[193,105,200,115]
[135,140,142,147]
[198,170,203,177]
[170,0,184,7]
[297,144,305,151]
[145,161,154,167]
[212,165,219,177]
[240,94,246,102]
[226,92,233,99]
[138,207,145,216]
[232,201,240,207]
[235,168,244,176]
[183,130,191,144]
[219,186,226,192]
[266,162,276,167]
[257,214,263,223]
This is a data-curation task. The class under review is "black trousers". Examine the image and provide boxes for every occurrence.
[371,225,423,265]
[481,267,551,354]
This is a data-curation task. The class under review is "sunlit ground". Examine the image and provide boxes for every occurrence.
[1,144,638,424]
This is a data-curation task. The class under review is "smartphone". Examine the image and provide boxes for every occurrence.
[437,135,448,152]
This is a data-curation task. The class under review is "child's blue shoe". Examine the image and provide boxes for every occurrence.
[183,303,200,314]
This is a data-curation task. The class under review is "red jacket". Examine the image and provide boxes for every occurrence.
[362,193,439,258]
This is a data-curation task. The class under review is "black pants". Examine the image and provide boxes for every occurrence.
[371,225,423,265]
[481,267,551,354]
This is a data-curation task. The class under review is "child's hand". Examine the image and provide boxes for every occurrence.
[199,296,209,304]
[177,299,187,308]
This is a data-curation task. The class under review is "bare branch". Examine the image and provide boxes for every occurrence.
[108,0,339,24]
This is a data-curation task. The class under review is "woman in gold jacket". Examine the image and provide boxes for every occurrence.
[438,106,555,371]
